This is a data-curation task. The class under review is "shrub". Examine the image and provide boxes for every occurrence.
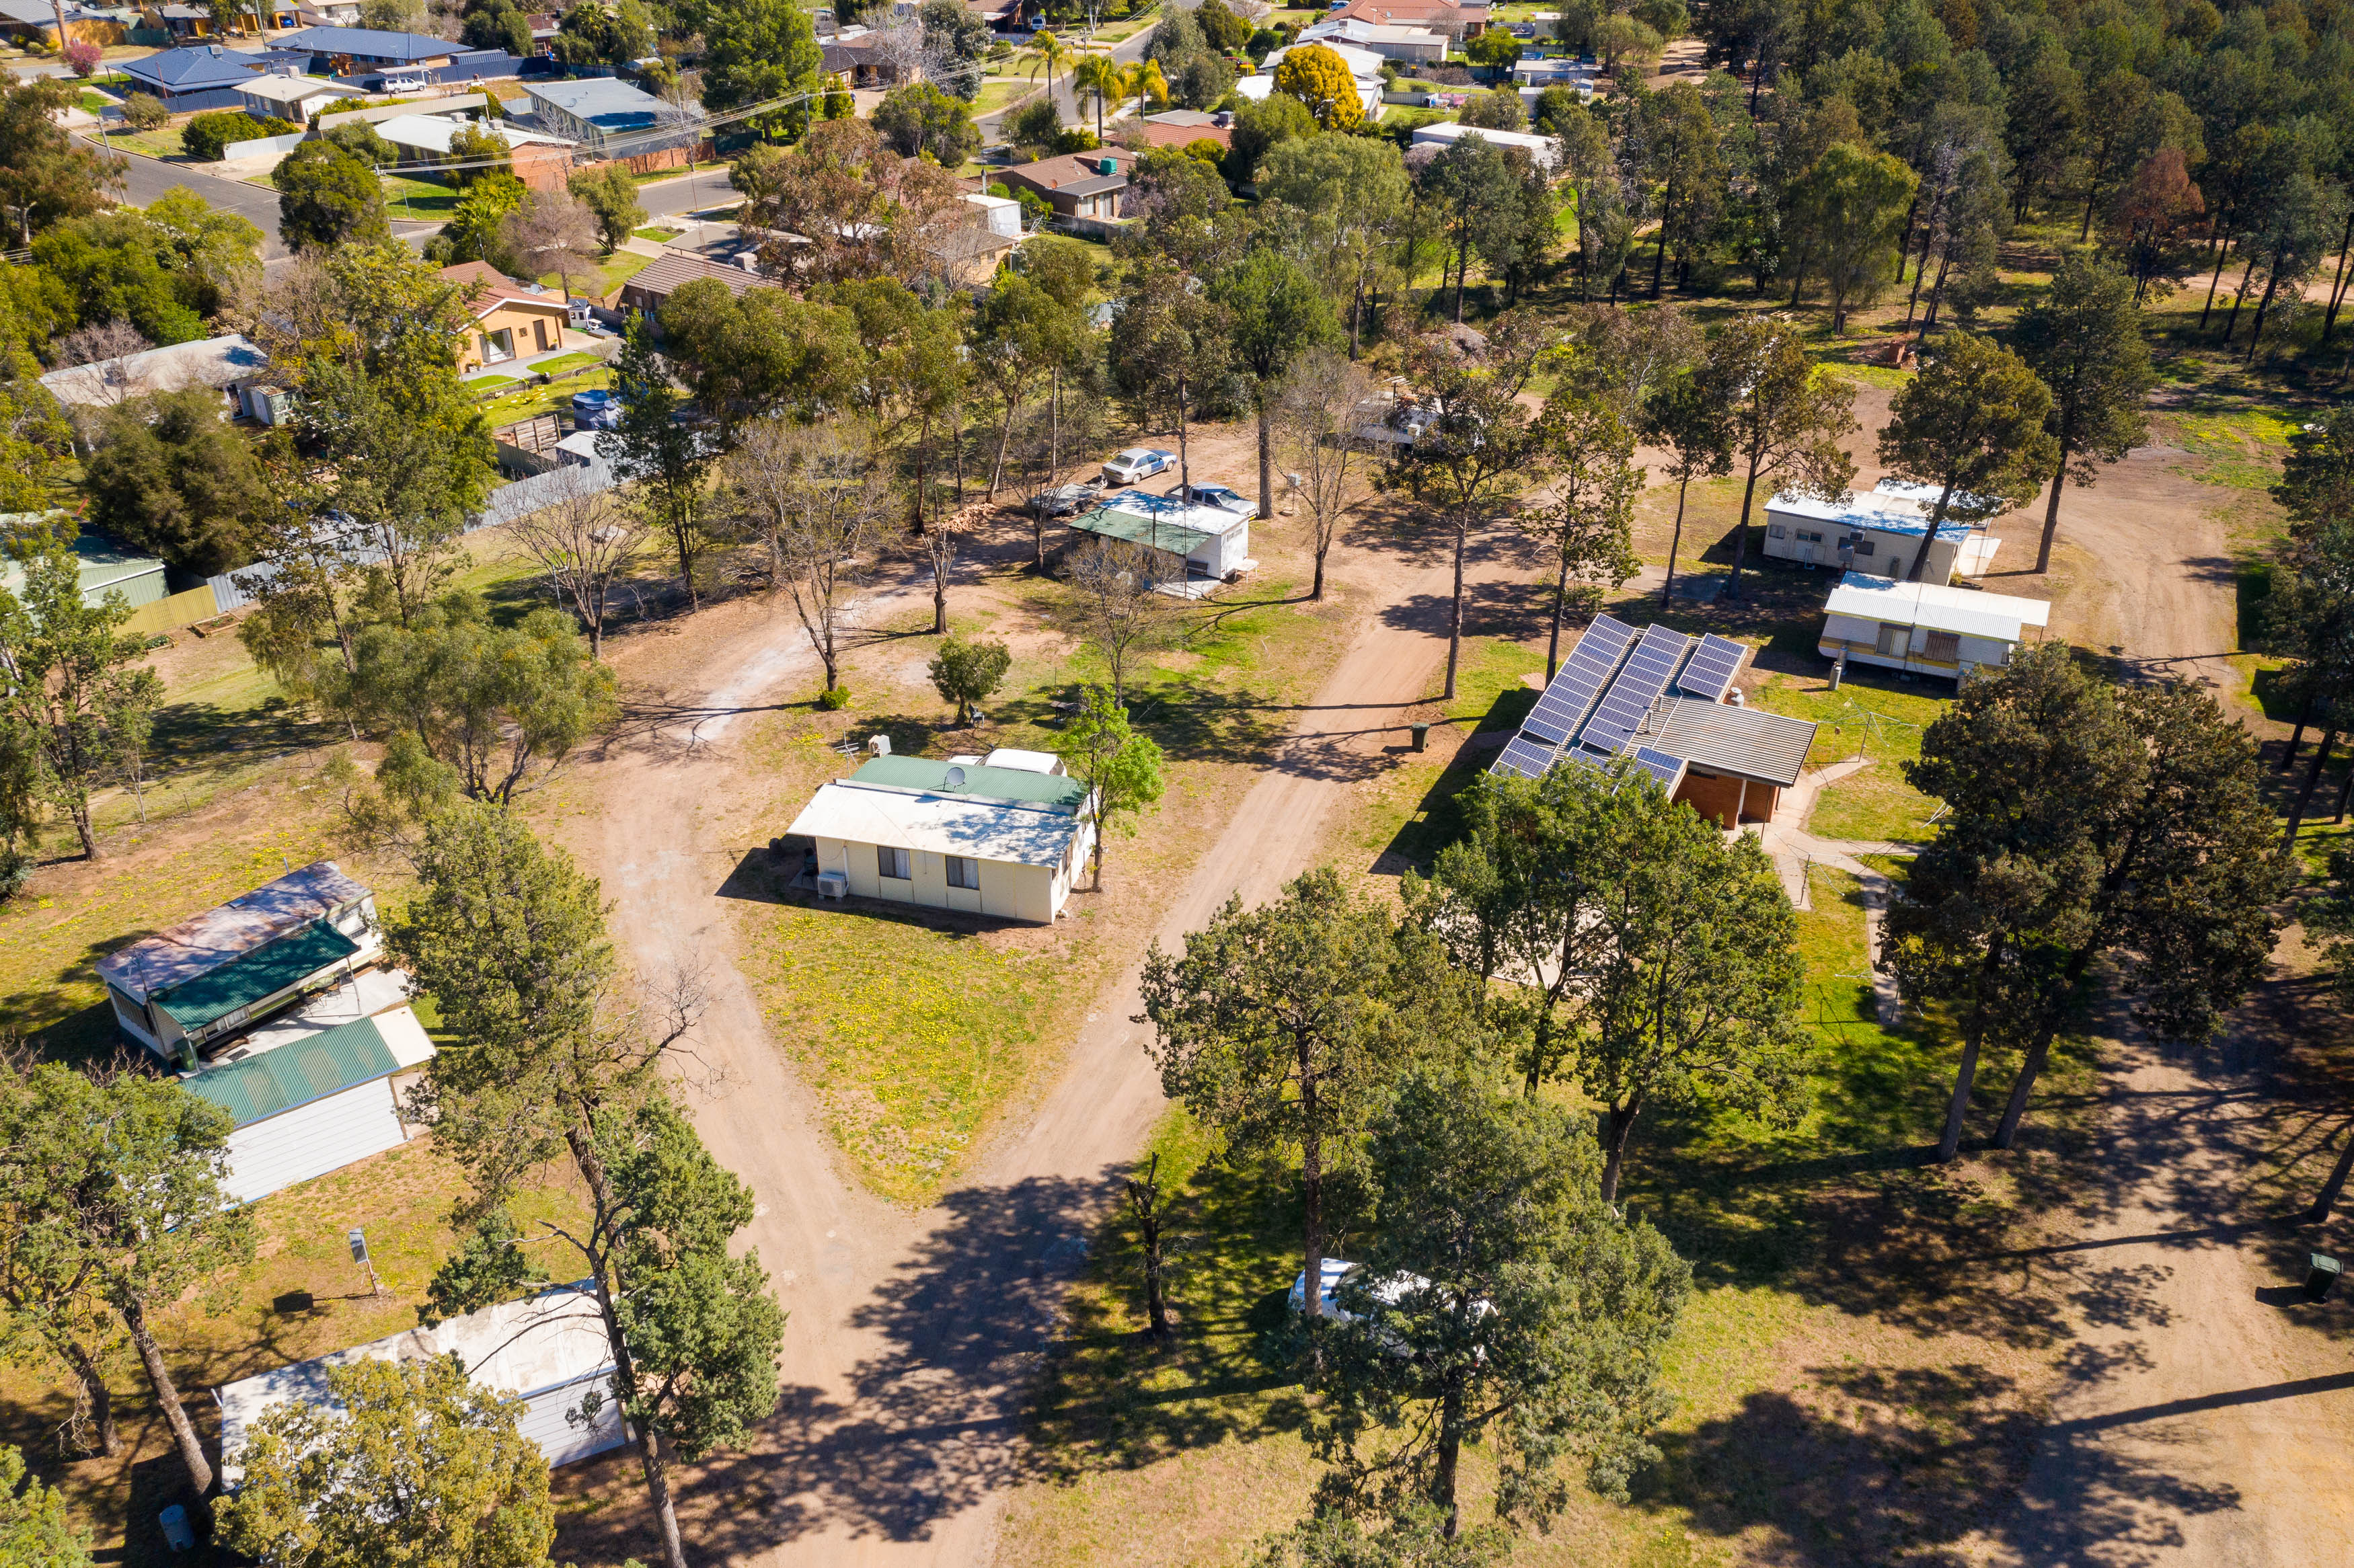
[817,685,851,711]
[63,38,102,77]
[122,91,167,132]
[182,110,294,161]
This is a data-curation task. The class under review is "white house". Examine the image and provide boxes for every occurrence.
[95,862,383,1068]
[786,755,1096,925]
[962,190,1021,238]
[1298,16,1449,61]
[233,71,367,124]
[1066,489,1253,587]
[38,332,273,416]
[1762,478,2003,583]
[1408,118,1561,171]
[1234,69,1385,122]
[216,1282,626,1485]
[372,112,576,163]
[180,1005,436,1204]
[1819,571,2051,682]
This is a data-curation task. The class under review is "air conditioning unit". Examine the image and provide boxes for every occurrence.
[816,870,849,901]
[867,734,891,756]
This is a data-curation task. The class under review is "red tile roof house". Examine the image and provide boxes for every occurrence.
[1329,0,1492,38]
[1133,110,1235,151]
[995,147,1143,226]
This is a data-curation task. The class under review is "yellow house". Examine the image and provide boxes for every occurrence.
[441,261,574,372]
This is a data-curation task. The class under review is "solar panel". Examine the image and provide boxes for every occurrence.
[1490,735,1558,779]
[1675,633,1747,701]
[1519,721,1564,749]
[1630,746,1686,790]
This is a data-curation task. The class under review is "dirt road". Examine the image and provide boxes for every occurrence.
[1981,1027,2354,1568]
[568,519,1479,1565]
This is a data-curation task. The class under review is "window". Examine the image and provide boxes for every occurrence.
[947,855,981,890]
[1767,523,1786,539]
[1875,623,1909,657]
[482,327,515,363]
[1851,537,1874,557]
[877,845,911,880]
[1797,529,1823,544]
[1924,630,1961,662]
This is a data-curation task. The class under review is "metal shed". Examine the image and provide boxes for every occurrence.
[181,1005,436,1203]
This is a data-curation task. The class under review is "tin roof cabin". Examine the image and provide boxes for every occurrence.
[1762,478,2004,584]
[1065,489,1253,595]
[786,752,1095,924]
[95,862,383,1068]
[1819,571,2051,683]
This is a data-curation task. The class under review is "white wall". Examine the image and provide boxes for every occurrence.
[221,1079,411,1203]
[517,1367,628,1467]
[813,836,1070,923]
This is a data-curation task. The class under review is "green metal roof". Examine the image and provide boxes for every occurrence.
[153,921,362,1033]
[849,755,1088,810]
[0,528,167,601]
[1068,506,1219,551]
[180,1015,398,1128]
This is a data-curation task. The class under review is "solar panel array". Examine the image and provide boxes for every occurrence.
[1580,623,1689,755]
[1675,633,1747,702]
[1488,615,1638,779]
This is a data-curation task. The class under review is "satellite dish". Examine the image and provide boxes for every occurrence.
[944,766,966,789]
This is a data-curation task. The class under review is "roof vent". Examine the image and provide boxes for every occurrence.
[944,765,967,789]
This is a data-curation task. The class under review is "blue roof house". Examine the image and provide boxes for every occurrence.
[116,43,268,109]
[520,75,673,152]
[277,23,459,65]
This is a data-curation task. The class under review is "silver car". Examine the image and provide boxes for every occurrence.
[1101,446,1175,485]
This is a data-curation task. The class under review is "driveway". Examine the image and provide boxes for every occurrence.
[561,491,1478,1565]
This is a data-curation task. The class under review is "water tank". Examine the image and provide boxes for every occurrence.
[1098,155,1116,175]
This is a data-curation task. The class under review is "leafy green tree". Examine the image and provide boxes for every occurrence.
[1786,142,1916,330]
[1458,87,1526,131]
[1258,1501,1504,1568]
[2277,406,2354,532]
[1213,249,1337,520]
[434,171,526,268]
[273,139,391,251]
[83,387,272,574]
[1640,367,1733,610]
[1387,316,1553,697]
[0,1138,121,1455]
[1695,316,1857,598]
[1876,331,2058,582]
[346,592,617,813]
[121,92,167,133]
[872,80,979,166]
[31,198,258,345]
[1527,396,1640,675]
[919,0,989,93]
[0,79,118,244]
[1257,131,1406,355]
[215,1354,555,1568]
[699,0,822,131]
[181,109,291,161]
[1577,772,1807,1200]
[568,163,646,254]
[1108,255,1233,500]
[391,805,745,1568]
[603,313,715,606]
[1143,867,1459,1318]
[1894,645,2290,1157]
[1054,684,1164,887]
[1636,81,1722,297]
[1194,0,1251,50]
[2013,253,2154,574]
[928,634,1011,725]
[0,1443,87,1568]
[0,1062,256,1497]
[0,538,154,859]
[656,281,861,442]
[1224,91,1316,184]
[1306,1064,1689,1538]
[1413,134,1513,324]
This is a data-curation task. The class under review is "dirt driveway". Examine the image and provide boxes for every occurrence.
[553,474,1494,1565]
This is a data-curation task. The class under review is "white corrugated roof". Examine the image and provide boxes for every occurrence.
[787,779,1082,868]
[1768,489,1979,542]
[1823,571,2051,643]
[374,113,574,153]
[216,1283,613,1485]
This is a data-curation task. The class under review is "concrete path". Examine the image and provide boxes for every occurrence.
[1759,757,1915,1023]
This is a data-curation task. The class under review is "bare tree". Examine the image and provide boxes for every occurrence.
[1273,346,1375,600]
[499,190,603,302]
[50,321,156,432]
[505,465,648,660]
[919,509,959,635]
[1061,537,1176,704]
[727,418,892,693]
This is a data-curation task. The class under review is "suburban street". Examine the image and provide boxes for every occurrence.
[75,132,296,259]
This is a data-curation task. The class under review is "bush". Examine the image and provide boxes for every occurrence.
[817,685,851,711]
[63,38,102,77]
[182,110,294,161]
[121,91,167,132]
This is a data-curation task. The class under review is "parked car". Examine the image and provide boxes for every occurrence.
[1289,1259,1485,1354]
[571,389,621,430]
[1102,447,1175,485]
[1168,481,1250,514]
[1029,482,1102,518]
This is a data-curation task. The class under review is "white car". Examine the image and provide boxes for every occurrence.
[1102,447,1175,485]
[1289,1258,1427,1324]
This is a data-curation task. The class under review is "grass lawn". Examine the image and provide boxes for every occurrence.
[632,224,682,241]
[465,373,523,397]
[1000,854,2093,1565]
[104,127,188,159]
[529,350,603,376]
[1750,667,1954,844]
[379,171,459,219]
[588,249,652,295]
[78,89,114,112]
[728,557,1359,1205]
[974,76,1040,117]
[479,366,611,426]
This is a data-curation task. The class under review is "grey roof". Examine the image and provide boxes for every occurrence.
[624,250,759,302]
[278,24,454,58]
[1639,699,1818,789]
[96,861,371,1000]
[524,75,664,129]
[39,333,270,406]
[1145,108,1216,126]
[1057,172,1127,198]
